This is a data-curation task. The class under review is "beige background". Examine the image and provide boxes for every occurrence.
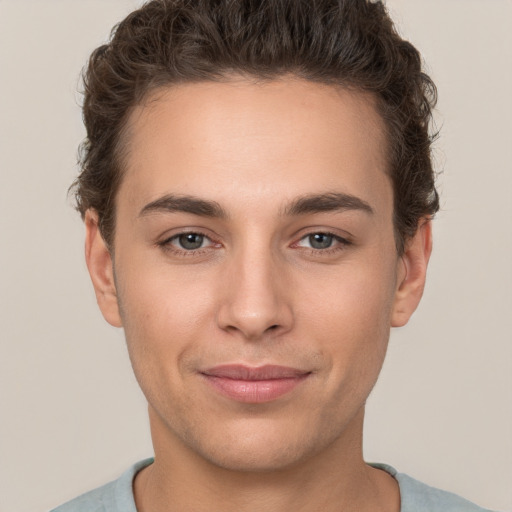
[0,1,511,511]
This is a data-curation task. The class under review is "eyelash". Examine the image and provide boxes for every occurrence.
[157,231,352,257]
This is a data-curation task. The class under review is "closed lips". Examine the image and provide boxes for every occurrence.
[200,365,311,403]
[201,364,311,380]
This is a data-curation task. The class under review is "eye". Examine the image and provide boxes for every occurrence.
[168,232,213,250]
[293,231,352,255]
[305,233,333,249]
[297,233,337,250]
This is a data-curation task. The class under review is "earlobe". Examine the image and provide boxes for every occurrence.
[391,219,433,327]
[84,210,123,328]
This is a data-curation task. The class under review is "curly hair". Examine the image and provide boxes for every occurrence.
[73,0,439,254]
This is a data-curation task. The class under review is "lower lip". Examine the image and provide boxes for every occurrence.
[202,375,309,403]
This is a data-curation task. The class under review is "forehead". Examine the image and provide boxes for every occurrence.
[118,78,391,219]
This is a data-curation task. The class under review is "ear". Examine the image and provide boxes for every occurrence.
[84,209,123,328]
[391,219,433,327]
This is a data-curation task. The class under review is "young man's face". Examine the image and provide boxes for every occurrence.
[87,78,430,471]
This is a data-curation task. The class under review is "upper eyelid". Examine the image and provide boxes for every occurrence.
[300,231,345,240]
[295,230,351,243]
[160,229,215,243]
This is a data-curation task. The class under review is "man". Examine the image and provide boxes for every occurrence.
[52,1,493,511]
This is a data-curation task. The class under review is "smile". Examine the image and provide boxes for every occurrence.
[200,364,311,403]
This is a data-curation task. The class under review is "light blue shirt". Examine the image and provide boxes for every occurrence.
[51,458,495,512]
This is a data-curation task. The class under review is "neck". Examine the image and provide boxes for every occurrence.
[134,406,399,512]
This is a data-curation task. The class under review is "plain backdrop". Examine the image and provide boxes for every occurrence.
[0,1,511,511]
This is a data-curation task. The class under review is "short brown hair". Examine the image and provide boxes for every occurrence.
[73,0,439,253]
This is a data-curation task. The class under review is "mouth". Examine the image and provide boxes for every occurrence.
[200,364,311,403]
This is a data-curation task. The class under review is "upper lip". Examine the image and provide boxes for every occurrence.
[201,364,310,380]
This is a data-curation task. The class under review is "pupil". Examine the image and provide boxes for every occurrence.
[310,233,332,249]
[179,233,203,250]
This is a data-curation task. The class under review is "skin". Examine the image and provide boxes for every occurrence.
[85,78,432,512]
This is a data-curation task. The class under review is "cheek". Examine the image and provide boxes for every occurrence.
[303,257,397,335]
[299,258,397,382]
[118,251,215,332]
[114,259,217,390]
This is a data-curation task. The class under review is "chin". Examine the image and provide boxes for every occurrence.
[181,419,337,474]
[199,441,315,474]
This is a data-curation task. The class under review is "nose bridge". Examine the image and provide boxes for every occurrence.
[217,236,292,340]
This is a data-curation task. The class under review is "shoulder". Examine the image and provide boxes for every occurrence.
[50,480,115,512]
[370,463,496,512]
[50,458,154,512]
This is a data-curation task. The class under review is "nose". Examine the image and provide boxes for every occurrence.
[216,246,293,341]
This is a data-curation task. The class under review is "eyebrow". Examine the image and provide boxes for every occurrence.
[139,194,228,219]
[282,192,374,216]
[138,191,374,220]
